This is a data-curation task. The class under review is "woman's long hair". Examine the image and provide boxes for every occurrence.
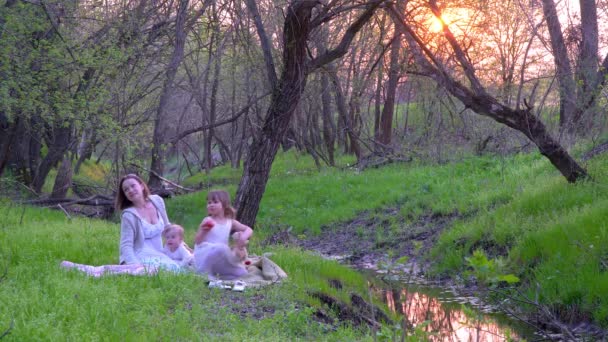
[115,174,151,210]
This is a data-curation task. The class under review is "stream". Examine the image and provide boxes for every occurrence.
[363,269,539,341]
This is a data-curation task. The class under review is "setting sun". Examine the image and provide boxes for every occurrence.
[429,14,446,32]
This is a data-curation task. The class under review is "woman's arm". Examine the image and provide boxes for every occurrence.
[119,213,140,264]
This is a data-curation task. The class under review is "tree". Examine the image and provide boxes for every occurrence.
[387,1,587,182]
[541,0,606,135]
[378,28,402,147]
[234,1,383,227]
[148,0,191,189]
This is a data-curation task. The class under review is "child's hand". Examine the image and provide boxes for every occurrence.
[234,233,249,248]
[200,217,215,230]
[194,225,210,245]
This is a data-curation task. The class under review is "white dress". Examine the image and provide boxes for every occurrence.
[193,220,247,280]
[137,211,180,271]
[163,243,193,267]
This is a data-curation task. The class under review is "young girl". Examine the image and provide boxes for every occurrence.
[193,190,253,280]
[162,224,193,267]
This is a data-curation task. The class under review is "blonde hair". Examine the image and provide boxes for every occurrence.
[207,190,236,218]
[162,224,185,239]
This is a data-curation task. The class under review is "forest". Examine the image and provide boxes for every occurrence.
[1,0,607,340]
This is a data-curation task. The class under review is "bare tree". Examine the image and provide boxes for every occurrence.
[235,1,383,227]
[387,1,587,182]
[149,0,191,189]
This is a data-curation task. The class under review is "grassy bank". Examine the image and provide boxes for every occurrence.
[1,146,606,339]
[177,148,608,328]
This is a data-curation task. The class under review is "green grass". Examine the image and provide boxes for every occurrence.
[3,142,608,338]
[255,152,551,236]
[0,201,388,340]
[430,153,608,325]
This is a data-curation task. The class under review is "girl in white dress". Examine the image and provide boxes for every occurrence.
[193,190,252,280]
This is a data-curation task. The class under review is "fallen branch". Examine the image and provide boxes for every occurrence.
[25,194,114,207]
[57,204,72,219]
[353,153,412,171]
[129,163,196,192]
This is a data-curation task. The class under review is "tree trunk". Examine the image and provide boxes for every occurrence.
[235,1,382,226]
[149,0,189,189]
[540,0,577,133]
[575,0,599,133]
[235,2,315,226]
[32,122,72,193]
[50,154,72,199]
[74,127,96,174]
[328,65,361,160]
[378,30,401,146]
[390,4,587,183]
[373,59,383,140]
[245,0,277,88]
[431,75,586,182]
[0,112,15,177]
[320,71,335,166]
[11,117,34,185]
[205,5,222,172]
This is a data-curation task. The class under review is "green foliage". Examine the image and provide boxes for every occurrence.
[465,250,519,286]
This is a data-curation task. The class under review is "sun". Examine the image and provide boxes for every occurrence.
[429,15,446,33]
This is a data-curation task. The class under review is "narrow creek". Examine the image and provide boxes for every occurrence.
[363,269,538,341]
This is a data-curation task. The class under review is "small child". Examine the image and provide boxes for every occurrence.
[193,190,253,280]
[162,224,193,267]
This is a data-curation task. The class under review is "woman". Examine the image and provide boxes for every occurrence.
[116,174,179,270]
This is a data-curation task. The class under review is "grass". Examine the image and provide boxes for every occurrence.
[2,142,608,338]
[0,201,388,340]
[429,152,608,325]
[180,147,608,327]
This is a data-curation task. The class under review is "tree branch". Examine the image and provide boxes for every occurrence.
[168,91,271,144]
[307,0,384,72]
[427,0,485,95]
[129,163,195,192]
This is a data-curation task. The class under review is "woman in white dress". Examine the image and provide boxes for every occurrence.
[116,174,180,271]
[61,174,180,276]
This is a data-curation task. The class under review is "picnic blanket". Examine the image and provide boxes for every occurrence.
[227,254,288,287]
[60,254,288,287]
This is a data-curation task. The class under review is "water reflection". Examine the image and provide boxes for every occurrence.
[374,285,533,341]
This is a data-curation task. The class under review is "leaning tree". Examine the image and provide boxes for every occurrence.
[386,0,588,183]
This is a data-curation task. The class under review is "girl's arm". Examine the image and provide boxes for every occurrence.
[194,227,209,245]
[231,219,253,246]
[194,216,213,245]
